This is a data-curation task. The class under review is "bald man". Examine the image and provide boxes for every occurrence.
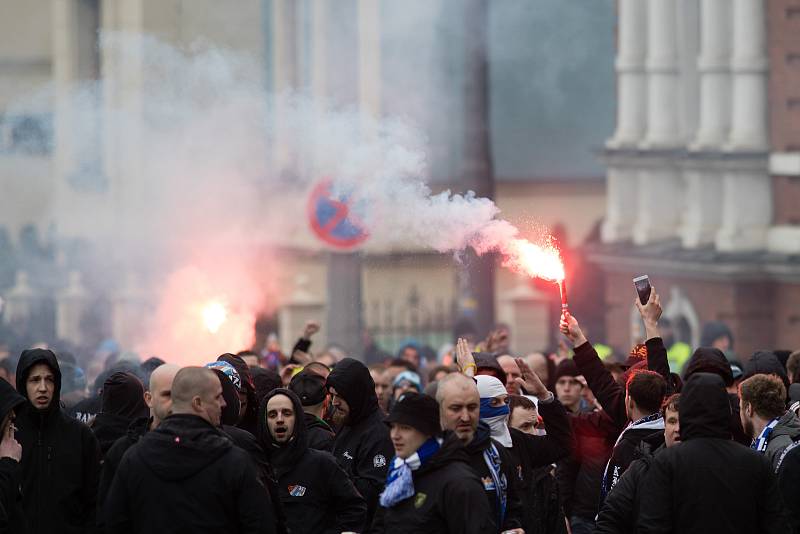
[98,364,180,508]
[104,367,276,534]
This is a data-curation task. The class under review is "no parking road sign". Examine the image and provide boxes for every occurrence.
[307,179,369,249]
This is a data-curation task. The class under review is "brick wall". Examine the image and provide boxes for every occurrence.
[603,270,786,360]
[768,0,800,152]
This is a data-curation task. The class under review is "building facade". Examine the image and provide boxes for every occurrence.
[593,0,800,357]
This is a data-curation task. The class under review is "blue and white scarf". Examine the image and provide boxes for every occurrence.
[751,417,780,452]
[379,437,442,508]
[483,442,507,528]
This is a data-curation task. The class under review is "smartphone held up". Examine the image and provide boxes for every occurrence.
[633,275,651,305]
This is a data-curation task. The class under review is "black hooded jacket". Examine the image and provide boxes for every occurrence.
[211,367,288,534]
[304,412,335,452]
[636,373,789,534]
[0,379,26,534]
[258,389,366,534]
[91,372,149,456]
[218,354,258,433]
[372,431,494,534]
[594,430,665,534]
[97,415,150,513]
[14,349,101,534]
[326,358,394,530]
[463,421,525,532]
[103,413,276,534]
[683,347,749,444]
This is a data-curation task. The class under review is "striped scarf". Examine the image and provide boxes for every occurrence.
[379,437,442,508]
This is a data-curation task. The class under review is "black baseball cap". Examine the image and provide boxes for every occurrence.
[289,371,327,406]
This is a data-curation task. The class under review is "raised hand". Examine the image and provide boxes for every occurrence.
[455,337,476,376]
[560,311,588,347]
[302,321,320,339]
[514,357,548,398]
[635,287,662,340]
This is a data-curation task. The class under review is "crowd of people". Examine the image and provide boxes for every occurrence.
[0,286,799,533]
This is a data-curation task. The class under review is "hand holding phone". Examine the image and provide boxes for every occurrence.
[633,275,651,305]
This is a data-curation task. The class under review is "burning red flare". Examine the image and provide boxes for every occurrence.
[501,237,569,312]
[502,238,565,282]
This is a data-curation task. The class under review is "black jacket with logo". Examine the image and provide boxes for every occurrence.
[463,421,525,532]
[0,378,26,534]
[259,389,365,534]
[15,349,101,534]
[327,358,394,531]
[636,373,789,534]
[103,413,276,534]
[372,431,494,534]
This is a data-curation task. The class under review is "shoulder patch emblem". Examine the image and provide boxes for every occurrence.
[343,450,354,460]
[414,492,427,509]
[288,485,307,497]
[373,454,387,468]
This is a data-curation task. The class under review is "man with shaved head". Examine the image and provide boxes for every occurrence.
[104,367,277,533]
[98,363,180,508]
[436,372,526,533]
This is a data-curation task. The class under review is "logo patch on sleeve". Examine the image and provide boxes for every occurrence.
[414,492,427,508]
[373,454,387,468]
[288,485,307,497]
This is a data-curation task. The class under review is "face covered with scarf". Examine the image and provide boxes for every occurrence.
[476,375,512,447]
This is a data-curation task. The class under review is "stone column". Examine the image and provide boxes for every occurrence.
[358,0,381,136]
[727,0,769,152]
[271,0,297,174]
[601,160,638,243]
[716,0,770,251]
[607,0,648,149]
[278,274,326,355]
[497,278,551,355]
[680,0,731,248]
[56,271,90,346]
[635,0,683,244]
[602,0,647,244]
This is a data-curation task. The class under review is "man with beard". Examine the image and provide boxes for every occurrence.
[103,367,276,533]
[326,358,394,530]
[15,349,101,534]
[259,388,365,534]
[372,392,492,533]
[739,373,800,469]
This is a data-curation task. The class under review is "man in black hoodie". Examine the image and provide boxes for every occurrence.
[326,357,394,530]
[436,371,526,533]
[91,371,149,456]
[103,367,276,533]
[0,377,26,533]
[636,373,789,534]
[97,364,180,512]
[15,348,101,534]
[259,388,365,534]
[217,353,259,433]
[288,370,335,451]
[372,392,492,533]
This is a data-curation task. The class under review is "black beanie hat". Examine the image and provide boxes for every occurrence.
[289,371,327,406]
[554,359,580,382]
[384,392,441,438]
